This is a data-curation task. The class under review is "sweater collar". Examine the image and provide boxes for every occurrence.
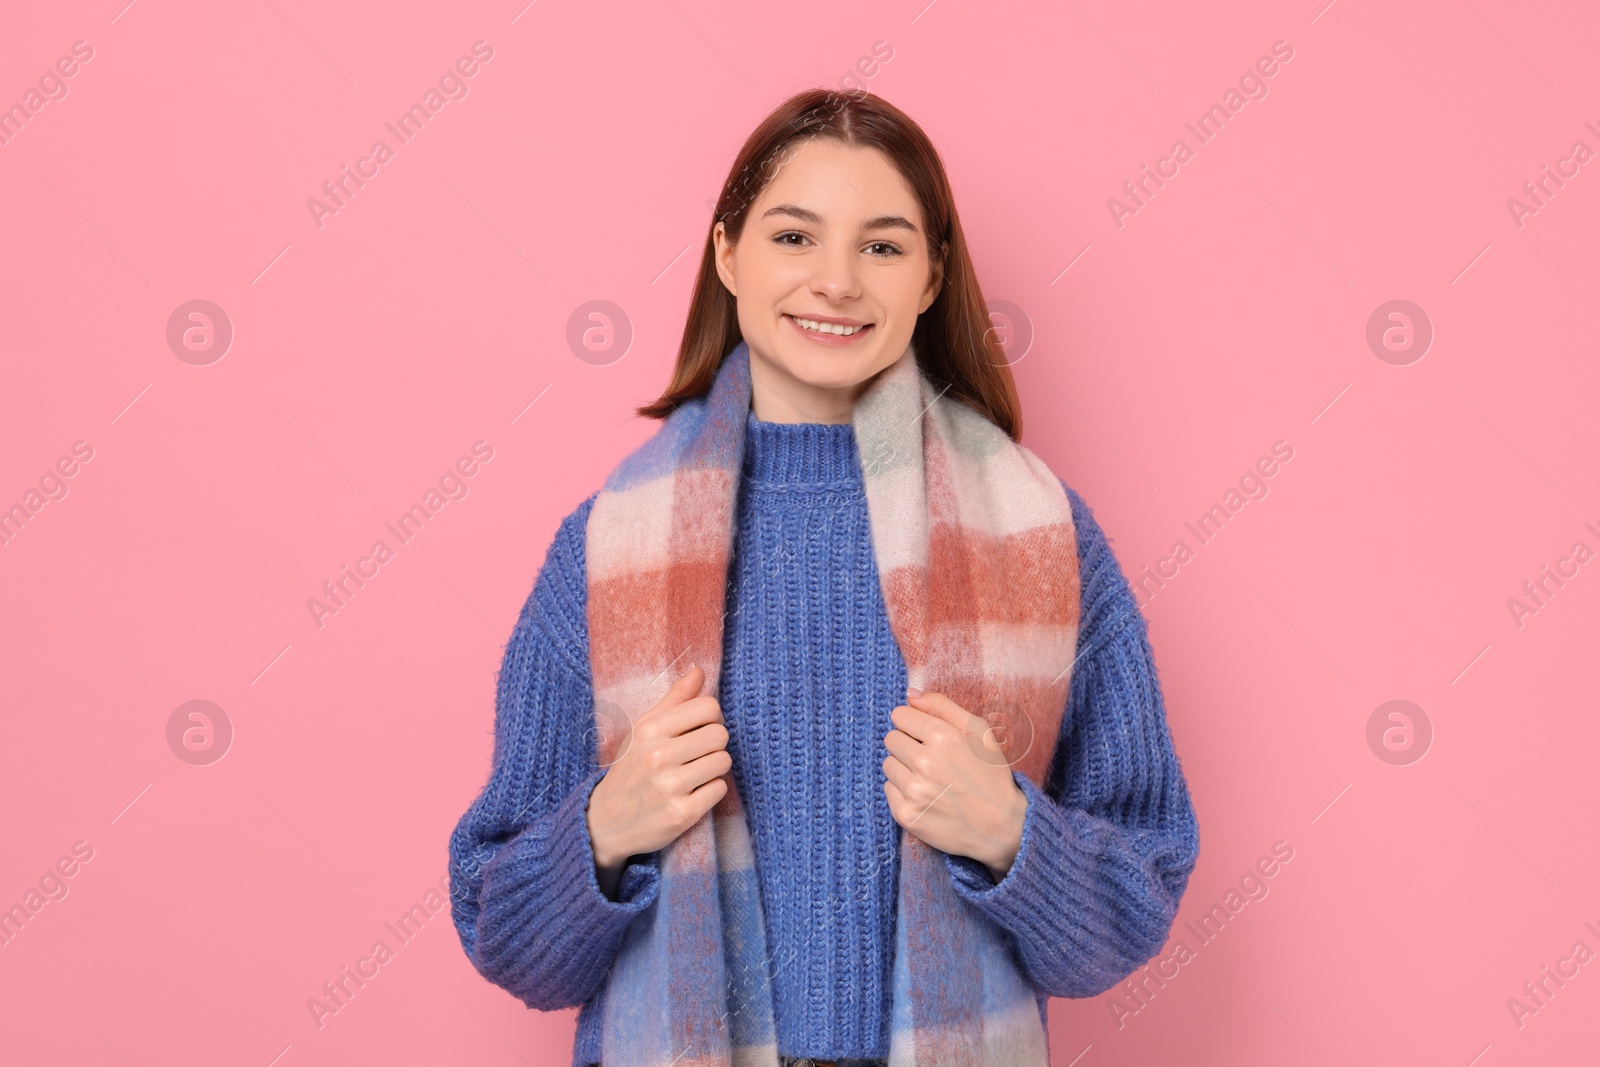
[742,408,861,487]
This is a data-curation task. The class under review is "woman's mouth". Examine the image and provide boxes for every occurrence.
[785,314,874,347]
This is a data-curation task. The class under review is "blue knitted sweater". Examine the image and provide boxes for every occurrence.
[448,411,1200,1065]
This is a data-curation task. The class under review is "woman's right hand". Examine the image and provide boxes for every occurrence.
[585,664,731,896]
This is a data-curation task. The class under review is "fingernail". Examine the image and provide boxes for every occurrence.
[906,687,922,699]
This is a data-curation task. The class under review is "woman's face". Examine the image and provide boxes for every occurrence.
[713,139,944,424]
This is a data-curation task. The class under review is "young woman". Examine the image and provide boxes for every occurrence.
[448,89,1200,1067]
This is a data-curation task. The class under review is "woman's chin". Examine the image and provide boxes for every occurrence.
[781,342,892,383]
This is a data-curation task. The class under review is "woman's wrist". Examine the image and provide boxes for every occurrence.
[588,818,629,899]
[585,782,629,897]
[977,784,1028,883]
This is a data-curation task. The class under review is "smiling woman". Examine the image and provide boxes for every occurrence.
[709,139,944,425]
[639,90,1022,438]
[448,88,1200,1067]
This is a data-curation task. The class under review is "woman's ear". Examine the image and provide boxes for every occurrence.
[920,241,947,313]
[711,221,738,297]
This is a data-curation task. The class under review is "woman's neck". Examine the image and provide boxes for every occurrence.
[747,351,868,425]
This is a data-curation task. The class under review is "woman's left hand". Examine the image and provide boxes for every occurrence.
[883,688,1028,884]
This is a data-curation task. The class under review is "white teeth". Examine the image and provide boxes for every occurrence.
[791,315,866,336]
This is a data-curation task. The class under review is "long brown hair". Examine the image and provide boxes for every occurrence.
[634,87,1026,441]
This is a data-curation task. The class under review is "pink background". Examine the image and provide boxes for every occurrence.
[3,0,1597,1063]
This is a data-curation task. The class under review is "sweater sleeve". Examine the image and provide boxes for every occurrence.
[941,482,1201,999]
[447,492,662,1012]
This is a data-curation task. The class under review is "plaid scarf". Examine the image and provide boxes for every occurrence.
[585,339,1080,1065]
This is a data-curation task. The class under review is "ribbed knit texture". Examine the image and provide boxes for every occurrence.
[718,412,904,1057]
[448,412,1200,1066]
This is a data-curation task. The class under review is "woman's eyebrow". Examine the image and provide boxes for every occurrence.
[760,203,920,234]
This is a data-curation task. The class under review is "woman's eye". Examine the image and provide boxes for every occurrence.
[772,233,904,256]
